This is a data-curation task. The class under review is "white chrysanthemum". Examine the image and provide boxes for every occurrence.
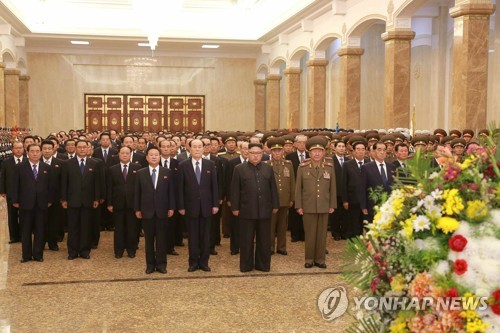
[430,188,443,199]
[413,215,431,232]
[429,172,440,181]
[422,195,436,209]
[431,260,450,276]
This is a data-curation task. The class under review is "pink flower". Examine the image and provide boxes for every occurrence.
[370,278,380,292]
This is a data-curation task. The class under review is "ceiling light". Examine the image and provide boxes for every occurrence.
[138,42,150,47]
[70,41,89,45]
[202,44,220,49]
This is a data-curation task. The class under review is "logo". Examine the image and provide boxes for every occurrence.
[317,286,349,321]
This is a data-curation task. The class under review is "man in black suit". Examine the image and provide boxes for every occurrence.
[49,137,69,160]
[361,141,395,218]
[134,146,175,274]
[341,140,370,238]
[65,139,77,159]
[40,140,64,251]
[178,139,219,272]
[121,135,148,168]
[107,146,142,258]
[0,141,25,244]
[159,139,182,255]
[329,140,350,240]
[393,143,415,185]
[225,141,249,255]
[285,134,309,242]
[12,144,53,262]
[109,129,121,149]
[176,138,192,161]
[231,143,279,273]
[61,140,101,260]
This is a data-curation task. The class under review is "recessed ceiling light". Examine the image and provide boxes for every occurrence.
[138,42,150,47]
[202,44,220,49]
[70,40,89,45]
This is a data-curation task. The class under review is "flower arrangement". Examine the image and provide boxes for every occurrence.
[342,131,500,333]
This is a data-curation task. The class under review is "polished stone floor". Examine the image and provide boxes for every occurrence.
[0,200,354,332]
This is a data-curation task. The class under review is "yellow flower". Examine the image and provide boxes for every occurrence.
[441,189,464,216]
[390,274,406,293]
[389,316,408,333]
[393,197,405,217]
[459,158,473,170]
[400,216,414,240]
[437,216,460,234]
[465,200,488,220]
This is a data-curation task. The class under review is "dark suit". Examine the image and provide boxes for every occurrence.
[226,156,244,253]
[107,162,142,256]
[134,166,175,271]
[178,158,218,268]
[92,147,118,232]
[61,157,101,258]
[286,151,309,241]
[329,155,350,239]
[230,162,279,272]
[360,161,395,216]
[161,157,183,252]
[341,158,369,237]
[209,154,225,250]
[0,156,23,242]
[12,161,53,260]
[45,157,64,248]
[131,151,148,168]
[54,152,68,161]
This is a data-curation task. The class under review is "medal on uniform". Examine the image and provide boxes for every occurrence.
[283,167,290,178]
[323,171,330,179]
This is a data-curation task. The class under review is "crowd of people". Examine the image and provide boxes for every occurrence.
[0,126,497,274]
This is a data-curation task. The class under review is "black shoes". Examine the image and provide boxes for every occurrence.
[188,265,198,272]
[210,249,218,255]
[48,244,59,251]
[156,267,167,274]
[230,250,239,255]
[34,258,44,262]
[9,240,20,244]
[314,262,327,269]
[223,234,230,238]
[115,254,123,259]
[128,253,136,258]
[277,250,288,255]
[68,255,77,260]
[199,266,211,272]
[304,263,314,268]
[80,254,90,259]
[20,258,31,263]
[145,267,154,274]
[167,250,179,256]
[333,236,341,241]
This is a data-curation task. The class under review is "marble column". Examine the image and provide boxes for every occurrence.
[450,1,495,130]
[254,79,267,130]
[381,30,415,128]
[265,74,281,130]
[4,68,20,128]
[307,59,328,128]
[283,67,301,129]
[0,63,5,127]
[337,47,364,130]
[19,75,30,128]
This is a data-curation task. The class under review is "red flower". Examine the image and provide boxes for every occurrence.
[493,290,500,302]
[492,304,500,316]
[453,259,468,275]
[445,287,459,298]
[449,235,468,252]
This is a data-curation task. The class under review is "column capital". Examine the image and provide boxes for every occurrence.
[19,75,30,81]
[306,59,328,67]
[450,3,495,18]
[253,79,267,86]
[381,30,416,42]
[336,47,365,57]
[267,74,282,81]
[4,68,21,76]
[283,67,301,75]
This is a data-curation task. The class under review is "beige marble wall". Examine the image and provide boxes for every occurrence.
[306,59,328,128]
[265,74,281,130]
[360,25,386,129]
[254,79,266,131]
[26,53,256,136]
[487,1,500,125]
[0,63,5,127]
[327,57,341,130]
[4,69,20,128]
[284,67,301,129]
[410,45,433,130]
[338,47,364,130]
[19,75,30,128]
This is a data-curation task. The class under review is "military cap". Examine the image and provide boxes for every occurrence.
[223,133,237,143]
[462,129,474,138]
[434,129,447,137]
[411,135,428,146]
[381,134,396,145]
[267,137,285,150]
[478,129,490,137]
[237,135,248,142]
[306,136,328,150]
[366,132,380,143]
[450,138,466,148]
[428,135,440,144]
[349,135,367,147]
[282,135,295,145]
[393,132,405,143]
[318,131,333,141]
[441,135,455,145]
[331,134,342,143]
[449,130,462,138]
[261,131,279,143]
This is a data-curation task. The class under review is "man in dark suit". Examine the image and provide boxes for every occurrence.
[176,138,192,161]
[231,143,279,273]
[0,141,25,244]
[134,146,175,274]
[61,140,101,260]
[121,135,148,168]
[361,141,395,218]
[178,139,219,272]
[225,141,249,255]
[341,140,370,238]
[49,137,69,160]
[285,134,309,242]
[107,146,142,258]
[393,143,414,185]
[12,144,53,262]
[40,140,64,251]
[329,140,350,240]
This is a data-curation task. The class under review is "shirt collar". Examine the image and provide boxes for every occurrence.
[122,162,129,168]
[78,156,87,163]
[149,165,158,173]
[29,161,39,168]
[44,157,52,164]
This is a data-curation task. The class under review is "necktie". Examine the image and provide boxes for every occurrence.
[123,164,128,181]
[380,164,388,187]
[45,160,50,165]
[16,158,20,164]
[80,159,85,175]
[402,163,406,168]
[164,160,169,168]
[339,157,344,167]
[195,161,201,184]
[358,161,363,169]
[103,149,108,162]
[300,153,304,163]
[69,155,73,159]
[33,164,38,180]
[151,169,156,189]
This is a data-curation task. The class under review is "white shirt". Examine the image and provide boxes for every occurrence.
[297,150,306,161]
[44,157,53,165]
[240,156,247,164]
[397,160,406,168]
[67,153,75,159]
[336,155,344,165]
[202,154,211,160]
[192,158,202,173]
[78,156,87,166]
[355,159,364,166]
[377,161,387,177]
[161,157,170,169]
[121,162,130,173]
[149,166,159,189]
[29,161,39,175]
[102,147,109,156]
[14,155,24,164]
[52,152,58,159]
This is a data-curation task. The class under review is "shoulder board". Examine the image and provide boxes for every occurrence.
[263,160,270,164]
[217,152,226,156]
[324,162,334,167]
[299,160,311,167]
[283,159,292,164]
[324,156,333,161]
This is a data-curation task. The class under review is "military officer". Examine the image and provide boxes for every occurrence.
[295,136,337,269]
[265,137,295,255]
[451,138,466,162]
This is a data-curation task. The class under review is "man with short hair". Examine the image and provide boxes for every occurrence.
[393,143,410,178]
[65,139,77,159]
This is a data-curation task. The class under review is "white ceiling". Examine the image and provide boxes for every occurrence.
[0,0,323,55]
